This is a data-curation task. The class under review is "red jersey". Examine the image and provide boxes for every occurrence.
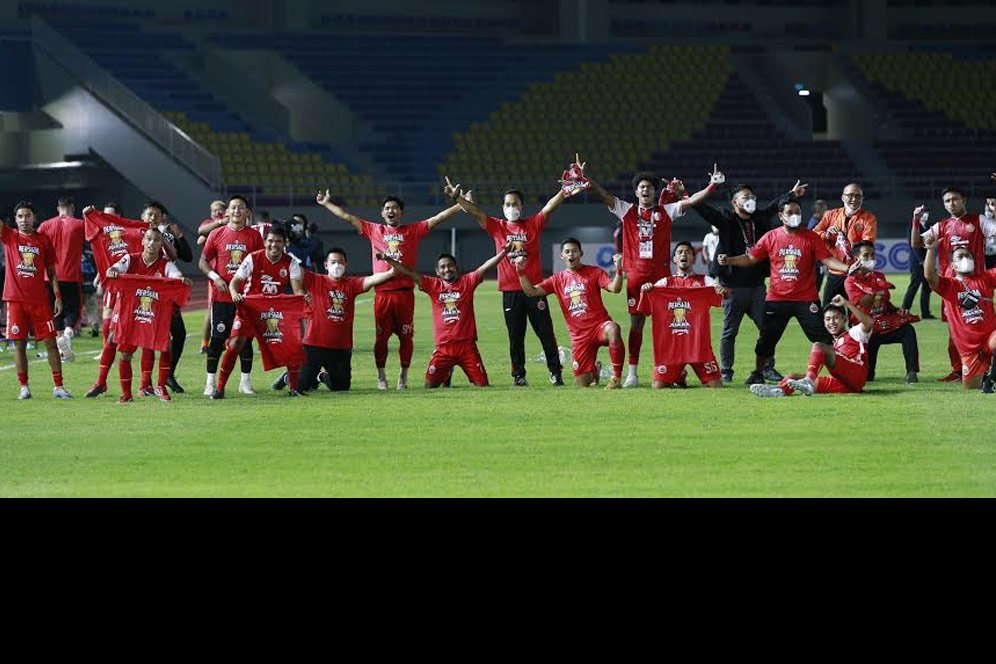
[538,265,612,338]
[112,252,182,280]
[483,212,546,291]
[934,270,996,354]
[420,272,484,345]
[84,211,148,280]
[38,215,84,282]
[237,294,308,371]
[610,198,684,277]
[748,227,831,301]
[202,224,264,302]
[107,274,190,352]
[832,325,872,366]
[233,249,302,296]
[636,286,722,365]
[302,271,366,350]
[651,274,716,289]
[1,224,55,303]
[923,214,988,276]
[845,270,919,335]
[359,220,430,291]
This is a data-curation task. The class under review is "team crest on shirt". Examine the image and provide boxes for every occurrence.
[627,298,636,307]
[957,289,985,324]
[326,289,347,321]
[778,245,803,280]
[279,268,288,278]
[259,274,280,295]
[384,233,404,260]
[565,282,587,317]
[668,299,692,336]
[657,365,667,375]
[11,325,19,335]
[809,303,819,314]
[261,308,284,340]
[17,246,40,277]
[105,226,129,253]
[133,286,159,324]
[536,299,546,311]
[439,291,462,322]
[225,243,248,273]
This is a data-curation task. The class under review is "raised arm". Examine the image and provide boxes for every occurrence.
[675,164,727,214]
[831,294,872,334]
[760,180,808,221]
[424,194,468,230]
[443,177,487,227]
[579,159,618,209]
[514,258,546,297]
[474,243,510,278]
[316,189,364,233]
[375,252,421,283]
[540,190,568,218]
[910,205,927,249]
[717,252,760,268]
[605,253,624,293]
[361,267,397,292]
[924,236,939,289]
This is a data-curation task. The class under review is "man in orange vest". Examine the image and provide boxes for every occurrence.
[812,183,877,306]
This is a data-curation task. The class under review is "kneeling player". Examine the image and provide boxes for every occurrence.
[924,239,996,392]
[377,245,509,388]
[517,238,625,388]
[292,248,397,392]
[751,294,873,397]
[638,241,724,389]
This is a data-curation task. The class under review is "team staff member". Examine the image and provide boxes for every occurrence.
[315,188,465,391]
[1,202,72,399]
[902,206,934,319]
[693,180,808,383]
[718,198,854,386]
[443,174,566,387]
[813,183,877,305]
[38,196,84,363]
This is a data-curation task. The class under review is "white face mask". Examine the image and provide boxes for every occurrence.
[784,214,802,228]
[921,212,929,223]
[711,226,719,235]
[504,207,521,222]
[955,257,975,274]
[741,199,757,214]
[328,264,346,279]
[861,259,876,270]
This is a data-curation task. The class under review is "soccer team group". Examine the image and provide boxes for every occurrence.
[3,158,996,402]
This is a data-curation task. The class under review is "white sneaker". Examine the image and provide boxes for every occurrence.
[376,378,388,390]
[396,377,408,391]
[18,386,31,400]
[204,373,217,396]
[786,377,816,396]
[56,334,75,362]
[750,384,785,398]
[238,373,255,395]
[53,386,73,399]
[623,374,639,388]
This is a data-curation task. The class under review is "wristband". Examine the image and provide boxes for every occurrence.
[54,293,62,299]
[208,270,221,281]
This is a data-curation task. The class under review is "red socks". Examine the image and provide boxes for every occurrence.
[806,346,826,381]
[627,328,643,367]
[158,349,172,388]
[17,371,28,387]
[217,347,239,391]
[139,348,154,390]
[288,368,300,392]
[119,357,133,399]
[947,336,960,372]
[609,338,625,379]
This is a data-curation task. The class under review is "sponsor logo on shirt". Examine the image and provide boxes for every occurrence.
[104,226,129,254]
[778,245,803,280]
[17,245,40,277]
[384,233,404,260]
[259,274,281,295]
[326,289,348,321]
[958,289,985,324]
[133,286,160,324]
[261,308,284,341]
[439,291,462,323]
[668,299,692,336]
[225,243,248,274]
[508,232,528,260]
[564,281,587,317]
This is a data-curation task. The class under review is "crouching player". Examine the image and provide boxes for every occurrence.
[924,238,996,392]
[289,248,397,392]
[638,241,725,388]
[377,244,509,388]
[516,238,625,388]
[751,294,873,397]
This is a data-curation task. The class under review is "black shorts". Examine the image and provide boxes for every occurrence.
[300,345,352,391]
[210,301,238,342]
[48,281,83,330]
[755,300,832,358]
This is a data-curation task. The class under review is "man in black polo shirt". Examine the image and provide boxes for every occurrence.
[693,181,808,383]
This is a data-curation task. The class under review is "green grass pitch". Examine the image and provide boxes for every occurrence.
[1,274,993,497]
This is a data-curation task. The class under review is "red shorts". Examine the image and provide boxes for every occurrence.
[570,320,614,376]
[959,334,996,385]
[5,301,57,340]
[626,271,665,315]
[817,354,867,393]
[654,356,721,385]
[230,313,253,340]
[426,341,489,386]
[374,290,415,338]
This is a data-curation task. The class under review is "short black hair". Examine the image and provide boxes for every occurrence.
[13,200,36,215]
[824,304,848,319]
[57,196,75,208]
[503,189,524,205]
[950,246,974,261]
[382,196,405,210]
[144,200,168,216]
[265,222,289,243]
[851,240,875,257]
[631,171,657,190]
[730,184,755,200]
[144,226,164,239]
[942,186,967,199]
[229,194,250,208]
[780,197,801,212]
[561,237,582,251]
[327,247,347,261]
[437,252,457,265]
[673,240,695,256]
